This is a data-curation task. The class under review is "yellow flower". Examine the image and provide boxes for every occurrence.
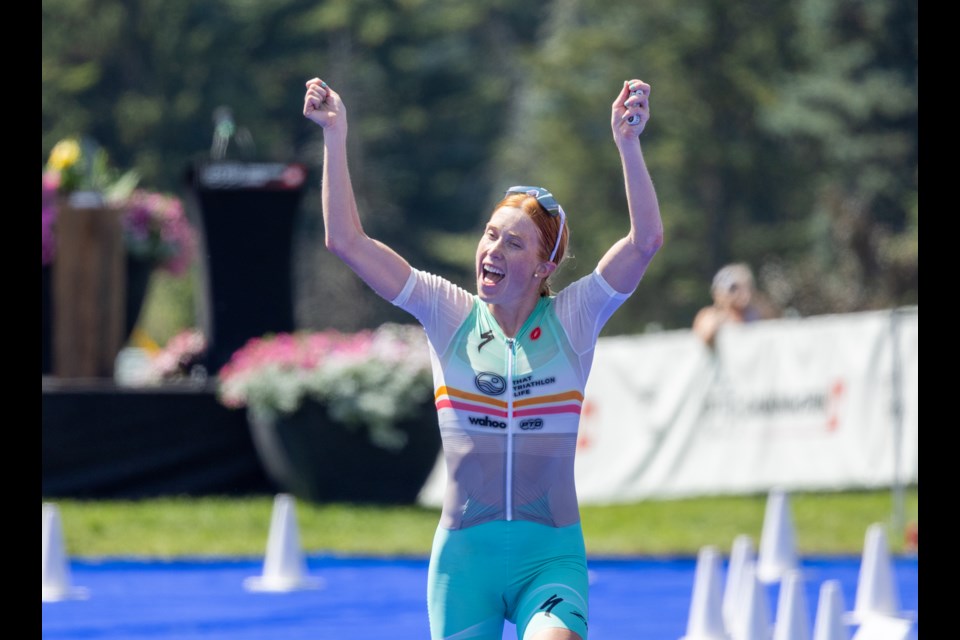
[46,138,81,172]
[44,136,139,198]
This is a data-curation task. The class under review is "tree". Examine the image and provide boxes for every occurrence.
[757,0,918,315]
[43,0,918,338]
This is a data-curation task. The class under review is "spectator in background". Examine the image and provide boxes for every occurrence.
[692,262,777,348]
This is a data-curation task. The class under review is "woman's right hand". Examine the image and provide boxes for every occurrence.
[303,77,346,131]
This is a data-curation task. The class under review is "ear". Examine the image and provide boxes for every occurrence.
[534,261,558,279]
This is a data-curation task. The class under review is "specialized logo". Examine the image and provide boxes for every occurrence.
[478,329,494,352]
[519,418,544,430]
[539,594,564,615]
[467,416,507,429]
[475,372,506,396]
[538,594,587,628]
[530,326,542,340]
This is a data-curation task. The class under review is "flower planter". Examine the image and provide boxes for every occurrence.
[247,398,441,505]
[43,139,197,378]
[43,254,155,376]
[52,195,126,378]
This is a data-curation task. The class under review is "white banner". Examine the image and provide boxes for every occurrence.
[418,307,918,505]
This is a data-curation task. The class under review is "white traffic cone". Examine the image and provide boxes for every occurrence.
[772,570,810,640]
[845,523,915,640]
[851,616,916,640]
[812,580,849,640]
[42,502,89,602]
[681,546,731,640]
[244,494,323,592]
[846,523,901,623]
[730,561,772,640]
[723,534,756,633]
[757,488,798,584]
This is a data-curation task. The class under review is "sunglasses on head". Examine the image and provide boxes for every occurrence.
[504,185,567,262]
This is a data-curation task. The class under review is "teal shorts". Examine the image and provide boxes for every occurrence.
[427,520,589,639]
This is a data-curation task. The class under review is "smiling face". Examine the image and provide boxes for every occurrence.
[476,205,551,306]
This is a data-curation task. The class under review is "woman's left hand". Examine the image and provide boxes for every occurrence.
[611,79,651,140]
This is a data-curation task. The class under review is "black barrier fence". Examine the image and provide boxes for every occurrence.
[41,377,276,499]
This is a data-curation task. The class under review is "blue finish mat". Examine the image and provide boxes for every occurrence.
[42,555,918,639]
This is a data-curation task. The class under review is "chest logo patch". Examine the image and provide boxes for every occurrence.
[475,372,506,396]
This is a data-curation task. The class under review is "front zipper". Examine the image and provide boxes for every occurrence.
[505,337,516,521]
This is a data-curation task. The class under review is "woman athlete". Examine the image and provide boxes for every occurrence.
[303,76,663,640]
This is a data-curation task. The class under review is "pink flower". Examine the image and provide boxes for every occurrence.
[122,189,197,276]
[150,329,208,380]
[41,174,198,276]
[215,324,433,429]
[42,172,61,266]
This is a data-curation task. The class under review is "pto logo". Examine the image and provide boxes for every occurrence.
[475,372,506,395]
[519,418,544,430]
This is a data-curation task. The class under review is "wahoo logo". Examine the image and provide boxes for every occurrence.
[478,329,494,352]
[475,372,506,395]
[467,416,507,429]
[519,418,544,430]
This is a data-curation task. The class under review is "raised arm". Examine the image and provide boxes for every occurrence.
[596,79,664,294]
[303,78,411,301]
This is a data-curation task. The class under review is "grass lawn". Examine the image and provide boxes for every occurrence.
[45,487,918,559]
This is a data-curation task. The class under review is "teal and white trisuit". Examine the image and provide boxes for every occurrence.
[392,267,632,640]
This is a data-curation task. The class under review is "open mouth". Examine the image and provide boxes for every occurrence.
[482,264,504,285]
